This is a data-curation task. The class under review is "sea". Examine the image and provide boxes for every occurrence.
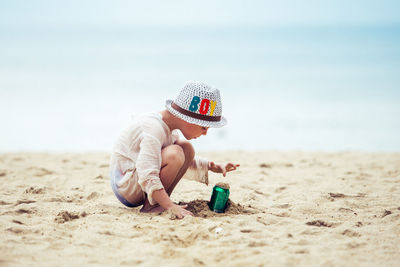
[1,24,399,152]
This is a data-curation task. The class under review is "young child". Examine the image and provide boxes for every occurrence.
[109,81,240,219]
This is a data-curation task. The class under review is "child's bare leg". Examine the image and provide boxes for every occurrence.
[166,140,195,195]
[140,142,194,212]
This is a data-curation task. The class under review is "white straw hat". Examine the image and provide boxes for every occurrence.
[166,81,227,128]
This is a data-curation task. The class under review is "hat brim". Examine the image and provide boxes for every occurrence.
[165,100,227,128]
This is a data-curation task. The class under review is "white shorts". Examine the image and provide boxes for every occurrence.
[110,168,145,207]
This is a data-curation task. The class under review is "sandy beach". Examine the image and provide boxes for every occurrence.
[1,151,399,266]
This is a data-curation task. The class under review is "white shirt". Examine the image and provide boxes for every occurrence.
[110,112,209,205]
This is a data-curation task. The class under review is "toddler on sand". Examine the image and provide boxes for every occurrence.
[110,81,239,219]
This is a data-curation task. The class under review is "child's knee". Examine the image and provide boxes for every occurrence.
[176,140,195,163]
[182,142,195,163]
[162,145,185,167]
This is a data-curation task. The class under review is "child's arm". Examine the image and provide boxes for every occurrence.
[152,188,193,218]
[208,161,240,176]
[182,158,240,184]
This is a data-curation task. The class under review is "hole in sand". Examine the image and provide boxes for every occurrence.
[178,199,256,218]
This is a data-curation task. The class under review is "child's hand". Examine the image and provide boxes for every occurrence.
[208,161,240,177]
[168,204,193,219]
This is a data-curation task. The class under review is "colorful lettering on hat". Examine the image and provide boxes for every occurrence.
[199,99,210,115]
[209,100,217,116]
[188,96,217,116]
[189,96,200,112]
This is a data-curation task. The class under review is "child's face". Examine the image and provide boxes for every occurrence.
[180,122,209,140]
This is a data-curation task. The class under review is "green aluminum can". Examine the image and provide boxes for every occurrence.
[208,185,230,213]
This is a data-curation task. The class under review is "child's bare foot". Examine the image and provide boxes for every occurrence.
[140,203,165,213]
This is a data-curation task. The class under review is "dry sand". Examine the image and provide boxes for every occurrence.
[1,151,400,266]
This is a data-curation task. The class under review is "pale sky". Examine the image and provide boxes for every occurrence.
[1,0,400,28]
